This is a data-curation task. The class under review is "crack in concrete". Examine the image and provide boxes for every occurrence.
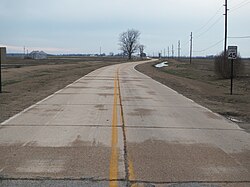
[117,69,130,187]
[1,124,242,131]
[1,177,249,184]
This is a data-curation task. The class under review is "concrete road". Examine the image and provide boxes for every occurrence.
[0,60,249,187]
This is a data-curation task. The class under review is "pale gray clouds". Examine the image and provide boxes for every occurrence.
[0,0,249,56]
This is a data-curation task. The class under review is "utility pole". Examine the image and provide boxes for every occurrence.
[224,0,228,65]
[178,40,181,59]
[164,48,166,58]
[190,32,193,64]
[168,47,170,58]
[23,46,25,58]
[100,46,102,56]
[172,44,174,58]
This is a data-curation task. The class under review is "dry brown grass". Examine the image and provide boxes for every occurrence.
[136,58,250,132]
[0,56,129,123]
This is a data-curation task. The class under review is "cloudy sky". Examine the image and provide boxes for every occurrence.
[0,0,249,57]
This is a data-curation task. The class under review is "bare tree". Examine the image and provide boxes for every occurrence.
[119,29,140,60]
[138,44,145,58]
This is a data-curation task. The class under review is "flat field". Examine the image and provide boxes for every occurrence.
[0,56,129,123]
[136,58,250,132]
[1,56,249,132]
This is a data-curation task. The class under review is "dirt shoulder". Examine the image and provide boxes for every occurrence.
[0,56,130,123]
[135,58,250,132]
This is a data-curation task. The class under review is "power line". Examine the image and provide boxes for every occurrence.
[182,6,223,52]
[228,36,250,38]
[184,0,250,56]
[193,39,224,53]
[195,5,223,34]
[195,17,223,39]
[182,37,190,48]
[231,2,250,12]
[230,0,250,12]
[231,0,250,9]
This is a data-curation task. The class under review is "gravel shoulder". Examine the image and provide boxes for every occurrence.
[135,58,250,132]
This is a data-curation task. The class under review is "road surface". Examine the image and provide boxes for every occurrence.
[0,60,249,187]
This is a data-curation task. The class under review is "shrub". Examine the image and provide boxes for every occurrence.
[214,51,243,78]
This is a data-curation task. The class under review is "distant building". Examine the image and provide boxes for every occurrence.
[29,51,47,59]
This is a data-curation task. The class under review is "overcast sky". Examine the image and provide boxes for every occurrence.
[0,0,249,57]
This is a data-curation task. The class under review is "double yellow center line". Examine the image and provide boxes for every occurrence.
[109,69,138,187]
[109,70,119,187]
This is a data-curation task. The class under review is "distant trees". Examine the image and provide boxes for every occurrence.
[214,51,243,78]
[119,29,140,60]
[138,44,146,58]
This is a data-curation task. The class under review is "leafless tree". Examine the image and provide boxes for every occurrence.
[138,44,145,58]
[119,29,140,60]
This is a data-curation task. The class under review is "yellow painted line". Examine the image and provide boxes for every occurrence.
[129,159,139,187]
[116,68,141,187]
[110,68,141,187]
[110,72,119,187]
[117,69,124,126]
